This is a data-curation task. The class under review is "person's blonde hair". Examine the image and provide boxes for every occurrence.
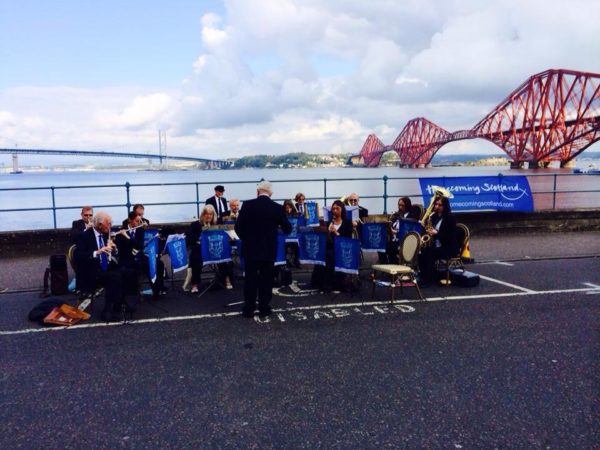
[200,205,217,225]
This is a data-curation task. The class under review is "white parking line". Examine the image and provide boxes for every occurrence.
[478,274,536,293]
[1,283,598,336]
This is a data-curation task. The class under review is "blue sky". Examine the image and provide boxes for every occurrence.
[1,0,599,167]
[0,0,223,87]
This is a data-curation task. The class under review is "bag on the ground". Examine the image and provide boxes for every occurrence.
[42,254,69,296]
[43,304,91,326]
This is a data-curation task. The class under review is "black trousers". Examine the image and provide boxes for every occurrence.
[243,259,275,314]
[418,245,456,282]
[96,267,134,313]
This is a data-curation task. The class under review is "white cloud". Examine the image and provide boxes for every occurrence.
[94,93,172,130]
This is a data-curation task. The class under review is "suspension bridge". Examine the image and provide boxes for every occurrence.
[0,148,232,173]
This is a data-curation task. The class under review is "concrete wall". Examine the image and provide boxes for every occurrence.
[1,209,599,258]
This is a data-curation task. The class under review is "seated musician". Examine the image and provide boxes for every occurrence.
[294,193,307,216]
[223,198,241,222]
[418,196,459,287]
[345,193,369,222]
[121,203,150,228]
[283,199,300,267]
[117,211,167,297]
[187,205,234,293]
[311,200,354,293]
[71,206,94,244]
[379,197,419,263]
[74,211,138,322]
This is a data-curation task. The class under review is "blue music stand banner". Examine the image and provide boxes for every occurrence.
[144,235,159,283]
[275,234,287,266]
[419,176,534,212]
[305,202,320,227]
[285,216,306,242]
[201,230,232,265]
[334,237,360,275]
[144,229,159,247]
[165,234,188,273]
[396,219,424,242]
[298,231,326,266]
[360,222,387,252]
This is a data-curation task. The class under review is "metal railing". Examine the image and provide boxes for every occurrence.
[1,173,599,231]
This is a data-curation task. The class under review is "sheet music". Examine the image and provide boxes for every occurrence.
[165,233,186,244]
[225,229,239,241]
[345,205,359,221]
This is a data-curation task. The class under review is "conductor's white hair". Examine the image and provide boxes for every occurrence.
[256,180,273,196]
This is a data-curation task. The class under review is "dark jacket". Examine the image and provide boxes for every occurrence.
[70,219,87,245]
[121,217,150,229]
[235,196,292,261]
[205,196,229,222]
[114,227,145,268]
[74,228,119,292]
[390,209,419,222]
[431,213,459,256]
[326,218,354,248]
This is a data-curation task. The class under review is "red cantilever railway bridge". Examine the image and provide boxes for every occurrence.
[354,69,600,168]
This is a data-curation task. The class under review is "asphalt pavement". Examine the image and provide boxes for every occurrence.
[1,231,599,448]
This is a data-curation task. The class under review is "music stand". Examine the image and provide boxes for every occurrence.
[198,230,233,298]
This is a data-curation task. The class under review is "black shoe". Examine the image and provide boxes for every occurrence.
[113,303,136,314]
[258,307,272,318]
[241,311,255,318]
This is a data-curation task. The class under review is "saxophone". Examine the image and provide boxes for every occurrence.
[420,185,453,247]
[420,214,434,247]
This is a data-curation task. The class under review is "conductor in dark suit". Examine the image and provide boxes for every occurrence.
[74,211,129,322]
[235,181,292,318]
[205,185,229,223]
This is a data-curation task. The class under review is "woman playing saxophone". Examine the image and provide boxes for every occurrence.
[417,196,459,287]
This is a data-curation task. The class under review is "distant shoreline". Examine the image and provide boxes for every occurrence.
[2,152,599,173]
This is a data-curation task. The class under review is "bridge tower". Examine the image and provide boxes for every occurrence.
[158,130,167,170]
[11,153,21,173]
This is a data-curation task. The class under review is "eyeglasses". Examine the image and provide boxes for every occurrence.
[348,199,358,203]
[83,214,93,217]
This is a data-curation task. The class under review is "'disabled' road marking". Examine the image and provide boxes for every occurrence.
[1,284,598,336]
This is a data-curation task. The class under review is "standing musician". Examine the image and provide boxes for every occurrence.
[71,206,94,244]
[205,185,229,223]
[187,204,234,293]
[418,196,459,287]
[74,211,138,322]
[311,200,354,293]
[380,197,419,263]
